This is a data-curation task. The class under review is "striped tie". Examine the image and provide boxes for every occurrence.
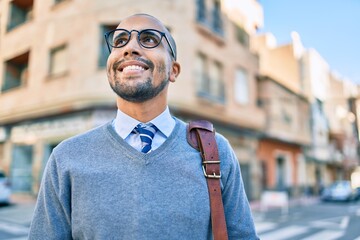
[133,123,158,153]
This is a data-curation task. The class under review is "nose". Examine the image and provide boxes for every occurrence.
[122,31,141,58]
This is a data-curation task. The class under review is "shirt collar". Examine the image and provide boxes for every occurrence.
[150,107,175,137]
[113,107,175,139]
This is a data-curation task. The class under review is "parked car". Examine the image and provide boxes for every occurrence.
[321,180,357,202]
[355,187,360,201]
[0,171,11,204]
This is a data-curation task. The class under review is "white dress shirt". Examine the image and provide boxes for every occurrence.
[112,107,175,152]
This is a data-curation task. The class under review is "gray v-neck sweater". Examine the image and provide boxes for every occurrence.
[29,118,258,239]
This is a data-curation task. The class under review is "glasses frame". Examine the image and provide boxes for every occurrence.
[104,28,176,60]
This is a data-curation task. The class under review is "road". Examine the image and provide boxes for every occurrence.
[0,201,33,240]
[0,196,359,239]
[253,200,360,240]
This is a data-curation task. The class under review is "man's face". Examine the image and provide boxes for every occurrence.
[106,15,177,103]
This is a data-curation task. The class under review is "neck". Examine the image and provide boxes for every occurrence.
[116,94,167,123]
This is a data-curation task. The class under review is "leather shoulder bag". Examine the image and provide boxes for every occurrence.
[187,120,228,240]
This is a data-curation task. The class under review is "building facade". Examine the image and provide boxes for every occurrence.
[252,31,360,196]
[257,76,311,196]
[0,0,265,200]
[251,33,311,196]
[325,72,360,182]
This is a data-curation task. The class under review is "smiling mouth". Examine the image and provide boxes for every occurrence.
[114,58,153,74]
[121,65,148,72]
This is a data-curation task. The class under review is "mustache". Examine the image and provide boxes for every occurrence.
[112,57,154,72]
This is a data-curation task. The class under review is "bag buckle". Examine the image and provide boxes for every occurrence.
[202,161,221,179]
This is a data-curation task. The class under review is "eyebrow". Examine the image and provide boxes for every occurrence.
[113,31,128,40]
[140,30,158,36]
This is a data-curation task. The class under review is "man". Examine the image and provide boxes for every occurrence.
[29,14,258,239]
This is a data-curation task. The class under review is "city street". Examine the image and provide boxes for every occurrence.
[253,200,360,240]
[0,195,35,240]
[0,196,359,239]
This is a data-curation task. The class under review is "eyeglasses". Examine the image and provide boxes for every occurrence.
[104,28,176,60]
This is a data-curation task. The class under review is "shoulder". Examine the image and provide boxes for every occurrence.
[53,122,112,156]
[213,130,241,180]
[180,118,235,159]
[215,131,232,150]
[173,117,187,129]
[214,131,237,166]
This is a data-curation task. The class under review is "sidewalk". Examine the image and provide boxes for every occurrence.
[250,196,320,212]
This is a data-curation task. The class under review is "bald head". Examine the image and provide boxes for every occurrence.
[118,14,177,60]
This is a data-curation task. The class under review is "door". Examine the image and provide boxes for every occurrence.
[11,145,33,193]
[276,156,286,190]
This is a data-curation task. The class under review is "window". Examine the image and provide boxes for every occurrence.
[49,45,68,77]
[281,108,292,125]
[7,0,33,31]
[235,25,249,47]
[209,61,225,101]
[195,53,209,93]
[315,98,324,114]
[234,68,249,104]
[195,53,225,102]
[1,51,29,92]
[98,24,118,68]
[212,0,223,35]
[196,0,224,36]
[196,0,206,23]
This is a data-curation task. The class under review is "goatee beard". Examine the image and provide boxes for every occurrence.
[109,77,169,103]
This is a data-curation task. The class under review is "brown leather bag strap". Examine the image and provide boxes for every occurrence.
[187,120,228,240]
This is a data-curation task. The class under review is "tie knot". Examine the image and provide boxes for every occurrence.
[134,123,158,135]
[133,123,158,153]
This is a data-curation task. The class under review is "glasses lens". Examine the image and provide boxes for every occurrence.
[139,30,162,48]
[109,30,130,48]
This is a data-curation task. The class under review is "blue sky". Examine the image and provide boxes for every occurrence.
[258,0,360,84]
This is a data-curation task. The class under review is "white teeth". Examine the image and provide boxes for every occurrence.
[123,65,145,71]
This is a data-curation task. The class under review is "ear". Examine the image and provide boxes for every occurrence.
[169,61,181,83]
